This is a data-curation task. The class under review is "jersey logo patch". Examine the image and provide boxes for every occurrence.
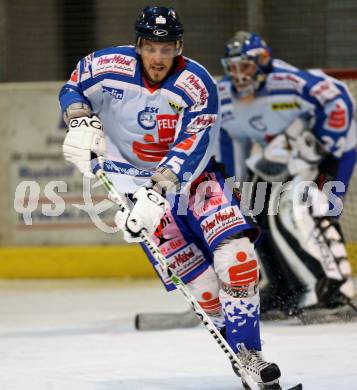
[153,212,187,256]
[70,69,78,83]
[156,114,178,143]
[310,80,340,105]
[186,114,217,134]
[92,54,137,78]
[175,134,197,153]
[169,100,183,113]
[188,172,229,219]
[267,72,306,94]
[324,99,348,132]
[200,206,245,245]
[174,70,208,110]
[249,115,267,132]
[137,106,158,130]
[102,86,124,100]
[271,102,301,110]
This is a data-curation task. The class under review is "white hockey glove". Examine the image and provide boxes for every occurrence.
[263,133,290,164]
[63,115,106,178]
[114,187,169,243]
[281,117,325,176]
[288,131,325,176]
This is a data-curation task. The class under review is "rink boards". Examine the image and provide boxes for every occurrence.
[0,243,356,278]
[0,82,356,278]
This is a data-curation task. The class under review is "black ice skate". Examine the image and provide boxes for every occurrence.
[232,345,281,389]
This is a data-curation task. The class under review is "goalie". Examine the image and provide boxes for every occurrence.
[218,31,356,315]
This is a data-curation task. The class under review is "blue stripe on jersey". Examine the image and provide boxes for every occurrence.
[221,98,232,106]
[58,87,92,113]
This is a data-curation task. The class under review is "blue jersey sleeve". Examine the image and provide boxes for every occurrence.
[300,70,355,158]
[58,53,95,113]
[158,68,220,185]
[59,46,139,114]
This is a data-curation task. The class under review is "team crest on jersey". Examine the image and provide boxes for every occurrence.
[137,106,159,130]
[222,110,234,122]
[92,54,137,78]
[249,115,267,132]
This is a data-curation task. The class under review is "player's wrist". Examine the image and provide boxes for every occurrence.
[63,102,92,125]
[151,167,180,196]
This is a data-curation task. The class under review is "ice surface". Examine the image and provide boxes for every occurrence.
[0,279,356,390]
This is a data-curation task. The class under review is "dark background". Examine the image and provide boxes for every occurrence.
[1,0,356,82]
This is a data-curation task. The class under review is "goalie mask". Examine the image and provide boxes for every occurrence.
[221,31,272,97]
[135,6,184,56]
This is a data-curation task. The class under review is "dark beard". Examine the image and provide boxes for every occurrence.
[142,66,161,86]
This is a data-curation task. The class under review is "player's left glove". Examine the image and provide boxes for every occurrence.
[115,187,169,243]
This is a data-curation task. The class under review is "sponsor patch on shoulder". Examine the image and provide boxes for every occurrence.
[174,70,208,110]
[310,80,340,105]
[323,98,348,132]
[267,72,306,94]
[92,54,137,78]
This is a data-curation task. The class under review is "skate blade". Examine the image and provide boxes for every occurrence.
[263,383,302,390]
[243,382,303,390]
[242,379,302,390]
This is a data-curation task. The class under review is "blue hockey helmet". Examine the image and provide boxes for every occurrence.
[221,31,272,95]
[135,6,184,53]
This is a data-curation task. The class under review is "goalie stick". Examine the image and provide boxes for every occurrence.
[135,308,200,331]
[135,297,357,330]
[95,168,302,390]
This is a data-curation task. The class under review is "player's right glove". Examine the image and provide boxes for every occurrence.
[114,187,169,243]
[63,115,106,178]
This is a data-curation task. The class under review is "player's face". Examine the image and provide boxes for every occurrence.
[223,56,257,90]
[139,40,177,84]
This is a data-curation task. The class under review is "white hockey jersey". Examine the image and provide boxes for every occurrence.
[218,59,356,180]
[59,46,220,193]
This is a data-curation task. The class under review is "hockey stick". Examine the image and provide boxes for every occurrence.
[94,168,266,390]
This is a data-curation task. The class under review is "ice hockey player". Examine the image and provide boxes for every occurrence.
[218,31,356,316]
[59,7,284,389]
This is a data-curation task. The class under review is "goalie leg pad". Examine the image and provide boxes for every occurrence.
[214,237,261,352]
[270,183,354,308]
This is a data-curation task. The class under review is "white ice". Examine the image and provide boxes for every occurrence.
[0,279,356,390]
